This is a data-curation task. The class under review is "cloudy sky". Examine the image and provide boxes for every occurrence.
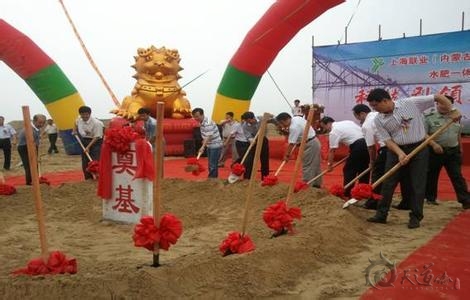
[1,0,469,122]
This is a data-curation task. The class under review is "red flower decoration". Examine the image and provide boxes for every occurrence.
[294,181,309,193]
[262,200,302,235]
[12,251,77,276]
[133,214,183,252]
[158,213,183,251]
[350,183,382,201]
[219,232,255,256]
[0,183,16,195]
[133,215,160,251]
[231,163,246,176]
[39,176,51,185]
[105,126,139,154]
[261,175,278,186]
[86,161,100,173]
[329,184,345,198]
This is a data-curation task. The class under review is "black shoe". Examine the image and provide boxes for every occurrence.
[408,218,420,229]
[462,201,470,210]
[392,204,410,210]
[426,200,439,205]
[367,216,387,224]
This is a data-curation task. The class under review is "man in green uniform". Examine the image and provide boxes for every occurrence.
[425,96,470,209]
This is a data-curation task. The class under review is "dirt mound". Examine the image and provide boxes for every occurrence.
[0,179,369,299]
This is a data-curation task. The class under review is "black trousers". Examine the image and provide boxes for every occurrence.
[81,138,102,180]
[344,138,370,197]
[376,141,429,221]
[18,145,37,185]
[426,146,470,204]
[235,137,269,180]
[365,147,412,208]
[0,138,12,169]
[48,133,58,153]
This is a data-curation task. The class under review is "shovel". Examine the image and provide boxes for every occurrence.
[342,118,457,208]
[74,135,98,178]
[227,131,261,184]
[306,155,349,185]
[185,139,209,172]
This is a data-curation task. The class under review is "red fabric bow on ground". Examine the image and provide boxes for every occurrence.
[230,163,245,176]
[219,232,255,256]
[38,176,51,185]
[12,251,77,276]
[294,181,309,193]
[329,184,345,198]
[185,158,205,176]
[0,183,16,195]
[261,175,278,186]
[86,161,100,173]
[133,214,183,251]
[350,183,382,200]
[262,200,302,235]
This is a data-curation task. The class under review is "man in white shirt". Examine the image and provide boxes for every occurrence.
[42,119,59,154]
[17,114,46,185]
[218,112,239,167]
[276,112,322,187]
[291,99,303,117]
[73,106,104,180]
[352,104,411,210]
[320,116,370,197]
[0,116,17,170]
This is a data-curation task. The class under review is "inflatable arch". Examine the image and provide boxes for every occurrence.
[0,19,85,154]
[212,0,344,121]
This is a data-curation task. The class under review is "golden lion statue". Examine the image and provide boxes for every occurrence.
[112,46,192,119]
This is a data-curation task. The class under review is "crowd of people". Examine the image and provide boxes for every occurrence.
[191,89,469,230]
[1,88,469,229]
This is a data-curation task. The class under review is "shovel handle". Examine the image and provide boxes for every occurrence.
[240,131,261,165]
[74,134,93,162]
[343,166,372,190]
[307,155,349,185]
[372,119,455,188]
[196,138,209,160]
[274,145,297,176]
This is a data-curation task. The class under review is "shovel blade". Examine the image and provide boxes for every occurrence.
[342,198,359,209]
[227,173,241,184]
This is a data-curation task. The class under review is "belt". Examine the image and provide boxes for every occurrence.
[349,138,365,149]
[297,136,316,145]
[399,140,423,150]
[306,136,316,142]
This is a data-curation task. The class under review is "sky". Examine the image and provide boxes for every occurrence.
[1,0,469,122]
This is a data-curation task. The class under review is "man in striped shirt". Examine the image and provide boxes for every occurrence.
[192,108,223,178]
[352,104,411,210]
[366,88,457,229]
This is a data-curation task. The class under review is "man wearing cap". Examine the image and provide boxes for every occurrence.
[425,95,470,209]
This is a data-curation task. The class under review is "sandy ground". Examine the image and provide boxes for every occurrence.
[0,135,464,299]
